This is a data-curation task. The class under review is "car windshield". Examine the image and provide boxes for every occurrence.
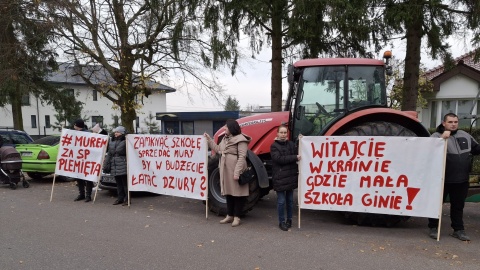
[0,132,32,144]
[32,136,60,146]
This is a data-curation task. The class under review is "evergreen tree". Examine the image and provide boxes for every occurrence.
[224,96,240,111]
[142,113,161,134]
[0,0,58,130]
[381,0,480,111]
[206,0,383,112]
[387,58,433,110]
[51,90,84,131]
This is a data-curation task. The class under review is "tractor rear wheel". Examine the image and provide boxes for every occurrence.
[208,160,261,216]
[341,121,416,227]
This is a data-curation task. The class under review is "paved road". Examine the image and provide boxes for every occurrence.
[1,176,480,270]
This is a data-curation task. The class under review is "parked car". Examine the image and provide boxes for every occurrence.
[0,129,33,147]
[16,135,60,179]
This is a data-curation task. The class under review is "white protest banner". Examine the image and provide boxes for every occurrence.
[55,129,109,182]
[299,136,446,218]
[127,134,208,200]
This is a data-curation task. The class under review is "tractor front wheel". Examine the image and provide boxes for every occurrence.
[208,165,262,216]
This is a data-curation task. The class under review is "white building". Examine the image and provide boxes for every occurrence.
[0,63,175,136]
[420,52,480,129]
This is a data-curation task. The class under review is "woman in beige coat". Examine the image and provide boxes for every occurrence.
[204,119,251,227]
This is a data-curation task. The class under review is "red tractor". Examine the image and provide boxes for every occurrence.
[207,52,430,226]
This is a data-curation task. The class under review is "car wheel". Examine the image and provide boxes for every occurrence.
[26,172,50,179]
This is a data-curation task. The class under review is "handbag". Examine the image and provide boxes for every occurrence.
[238,166,255,185]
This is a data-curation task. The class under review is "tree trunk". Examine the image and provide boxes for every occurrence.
[119,91,136,134]
[401,3,423,112]
[270,1,284,112]
[11,81,24,131]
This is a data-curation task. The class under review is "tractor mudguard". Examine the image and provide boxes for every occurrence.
[247,150,269,188]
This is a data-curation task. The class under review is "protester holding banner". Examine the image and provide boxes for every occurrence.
[103,126,129,206]
[270,125,301,231]
[72,119,94,202]
[428,113,480,241]
[204,119,251,227]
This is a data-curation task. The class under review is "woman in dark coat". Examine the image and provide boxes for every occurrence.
[103,126,128,205]
[270,125,301,231]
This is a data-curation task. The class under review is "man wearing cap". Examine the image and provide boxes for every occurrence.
[103,126,129,205]
[73,119,94,202]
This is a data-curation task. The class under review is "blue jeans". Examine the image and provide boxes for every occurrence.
[277,190,294,223]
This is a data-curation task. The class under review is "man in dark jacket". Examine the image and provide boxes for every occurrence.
[428,113,480,241]
[72,119,94,202]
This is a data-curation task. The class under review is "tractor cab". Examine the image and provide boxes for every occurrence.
[287,53,392,139]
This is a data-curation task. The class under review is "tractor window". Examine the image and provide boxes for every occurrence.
[347,66,386,110]
[294,66,345,136]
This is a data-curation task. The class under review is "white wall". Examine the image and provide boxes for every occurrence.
[0,83,168,136]
[436,75,478,99]
[420,74,480,128]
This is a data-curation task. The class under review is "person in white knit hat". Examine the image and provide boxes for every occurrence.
[103,126,129,205]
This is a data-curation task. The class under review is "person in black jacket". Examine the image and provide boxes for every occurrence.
[103,126,129,205]
[72,119,94,202]
[270,125,301,231]
[428,113,480,241]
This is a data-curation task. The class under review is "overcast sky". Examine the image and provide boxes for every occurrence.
[166,36,475,112]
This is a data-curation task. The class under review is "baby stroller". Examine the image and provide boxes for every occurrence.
[0,146,29,189]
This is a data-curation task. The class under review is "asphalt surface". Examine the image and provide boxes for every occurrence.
[1,176,480,270]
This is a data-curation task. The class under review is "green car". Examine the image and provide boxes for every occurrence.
[16,135,60,179]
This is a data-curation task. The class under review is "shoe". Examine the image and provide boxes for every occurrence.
[429,227,438,239]
[84,196,92,202]
[122,200,128,206]
[219,215,233,224]
[113,199,122,205]
[74,195,85,201]
[279,221,289,231]
[231,217,241,227]
[286,219,292,228]
[451,230,470,241]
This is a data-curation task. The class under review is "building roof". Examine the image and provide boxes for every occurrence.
[425,51,480,81]
[156,111,239,121]
[47,63,176,93]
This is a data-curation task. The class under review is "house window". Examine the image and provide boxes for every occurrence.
[31,115,37,128]
[164,121,178,134]
[63,88,74,96]
[45,115,51,128]
[429,101,437,128]
[457,100,473,128]
[112,115,119,127]
[182,121,194,135]
[434,99,476,128]
[93,90,98,101]
[91,116,103,127]
[21,94,30,106]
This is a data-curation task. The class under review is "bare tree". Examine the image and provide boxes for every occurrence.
[46,0,238,132]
